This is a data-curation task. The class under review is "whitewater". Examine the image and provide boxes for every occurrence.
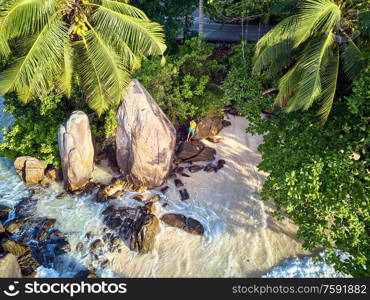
[0,97,347,278]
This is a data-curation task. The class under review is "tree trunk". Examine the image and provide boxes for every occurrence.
[198,0,204,38]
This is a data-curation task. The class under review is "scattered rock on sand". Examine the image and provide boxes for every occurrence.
[188,165,203,173]
[174,179,184,188]
[179,189,190,201]
[160,214,204,236]
[193,116,231,141]
[116,80,176,188]
[14,156,47,185]
[160,186,169,193]
[58,111,94,192]
[176,141,216,163]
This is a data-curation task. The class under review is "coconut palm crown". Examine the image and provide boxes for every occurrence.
[253,0,369,121]
[0,0,167,115]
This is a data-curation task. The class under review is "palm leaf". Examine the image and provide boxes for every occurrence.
[92,5,166,57]
[0,18,68,99]
[98,0,149,20]
[317,50,339,122]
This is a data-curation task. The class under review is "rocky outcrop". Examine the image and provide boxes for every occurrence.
[0,205,11,222]
[14,156,46,185]
[0,252,22,278]
[193,116,231,140]
[176,141,216,163]
[103,203,160,254]
[58,111,94,191]
[160,214,204,235]
[116,80,176,188]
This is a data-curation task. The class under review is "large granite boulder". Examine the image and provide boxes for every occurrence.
[193,116,231,140]
[116,80,176,188]
[176,141,216,163]
[58,111,94,191]
[14,156,46,185]
[0,253,22,278]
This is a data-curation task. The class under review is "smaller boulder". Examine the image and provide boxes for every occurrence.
[176,141,216,163]
[0,252,22,278]
[14,156,46,185]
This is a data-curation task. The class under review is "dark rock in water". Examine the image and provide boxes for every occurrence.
[176,141,216,163]
[193,116,231,141]
[5,215,32,235]
[56,192,67,199]
[148,194,161,203]
[133,195,145,202]
[160,214,186,229]
[85,231,93,240]
[0,222,4,234]
[103,205,160,254]
[100,259,109,268]
[102,205,115,216]
[162,203,169,208]
[75,242,84,251]
[74,269,98,278]
[0,252,22,278]
[48,229,62,238]
[160,186,169,193]
[89,239,103,251]
[116,80,176,188]
[14,156,47,186]
[174,179,184,188]
[179,189,190,201]
[184,218,205,235]
[15,197,38,217]
[181,172,190,177]
[160,214,205,236]
[54,239,71,255]
[0,205,11,222]
[129,214,160,254]
[188,165,203,173]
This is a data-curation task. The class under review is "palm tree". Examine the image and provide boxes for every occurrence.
[253,0,369,121]
[0,0,167,115]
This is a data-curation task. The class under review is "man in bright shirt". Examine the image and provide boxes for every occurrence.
[186,120,197,141]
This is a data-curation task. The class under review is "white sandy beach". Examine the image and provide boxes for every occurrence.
[107,115,310,277]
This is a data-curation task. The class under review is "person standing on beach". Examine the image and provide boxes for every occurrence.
[187,120,197,141]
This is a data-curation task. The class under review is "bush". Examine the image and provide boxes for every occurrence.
[135,38,227,125]
[0,92,71,168]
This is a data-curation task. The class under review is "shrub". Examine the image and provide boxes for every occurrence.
[135,38,227,125]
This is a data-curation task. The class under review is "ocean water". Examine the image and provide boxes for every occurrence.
[0,97,347,278]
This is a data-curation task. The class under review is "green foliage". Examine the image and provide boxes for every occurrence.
[0,92,70,168]
[253,0,369,122]
[130,0,197,52]
[222,42,268,116]
[135,38,227,125]
[0,0,166,115]
[237,62,370,277]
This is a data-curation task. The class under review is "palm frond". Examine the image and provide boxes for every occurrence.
[99,0,149,20]
[91,5,166,57]
[342,40,364,81]
[275,64,303,107]
[0,0,57,40]
[358,10,370,36]
[59,40,74,98]
[286,32,334,112]
[74,29,130,115]
[253,39,294,75]
[317,50,339,122]
[294,0,341,47]
[0,18,68,99]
